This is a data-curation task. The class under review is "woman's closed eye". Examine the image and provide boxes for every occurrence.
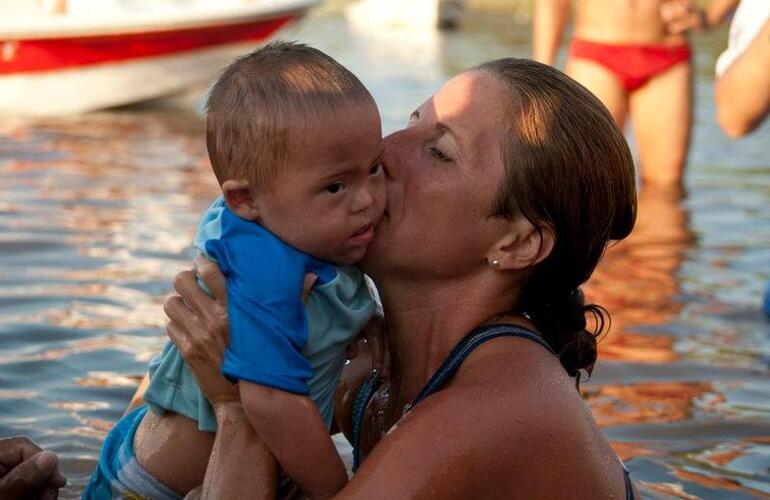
[429,146,452,163]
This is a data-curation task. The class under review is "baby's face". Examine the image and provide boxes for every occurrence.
[256,104,386,264]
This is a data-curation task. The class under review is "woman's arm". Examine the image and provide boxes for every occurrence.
[716,18,770,137]
[201,402,277,499]
[533,0,572,66]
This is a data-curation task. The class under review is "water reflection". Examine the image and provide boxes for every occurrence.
[584,184,770,498]
[587,186,694,365]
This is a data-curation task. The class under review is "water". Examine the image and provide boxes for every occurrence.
[1,4,769,498]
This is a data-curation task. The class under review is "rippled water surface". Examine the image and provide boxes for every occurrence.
[1,4,768,498]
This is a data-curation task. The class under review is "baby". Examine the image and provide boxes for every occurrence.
[84,41,385,500]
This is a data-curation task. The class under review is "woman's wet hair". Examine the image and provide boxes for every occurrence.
[474,58,637,381]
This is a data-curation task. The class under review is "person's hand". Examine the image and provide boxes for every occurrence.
[660,0,708,35]
[165,255,238,406]
[346,314,390,378]
[0,437,66,500]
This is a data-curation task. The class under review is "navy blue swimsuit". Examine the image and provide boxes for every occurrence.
[350,323,635,500]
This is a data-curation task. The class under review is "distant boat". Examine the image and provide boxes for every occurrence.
[0,0,319,116]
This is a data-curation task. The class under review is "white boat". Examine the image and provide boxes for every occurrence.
[0,0,319,116]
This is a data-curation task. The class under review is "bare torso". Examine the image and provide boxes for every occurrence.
[574,0,689,45]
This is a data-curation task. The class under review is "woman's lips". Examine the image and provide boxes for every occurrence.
[349,224,375,246]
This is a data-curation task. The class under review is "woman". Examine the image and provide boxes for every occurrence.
[533,0,738,190]
[162,58,638,498]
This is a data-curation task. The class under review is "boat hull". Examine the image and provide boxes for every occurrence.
[0,40,282,115]
[0,2,315,115]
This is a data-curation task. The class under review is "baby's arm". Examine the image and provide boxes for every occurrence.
[239,382,347,500]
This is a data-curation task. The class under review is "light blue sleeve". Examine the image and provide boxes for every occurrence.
[204,209,315,395]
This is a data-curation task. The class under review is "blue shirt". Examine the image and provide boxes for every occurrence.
[144,197,375,431]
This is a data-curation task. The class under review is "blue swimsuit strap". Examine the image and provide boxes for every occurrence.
[351,323,553,472]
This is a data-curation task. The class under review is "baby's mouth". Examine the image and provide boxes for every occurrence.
[349,224,375,246]
[352,224,372,237]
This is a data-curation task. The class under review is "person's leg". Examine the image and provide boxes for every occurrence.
[628,61,692,189]
[566,57,629,128]
[437,0,464,30]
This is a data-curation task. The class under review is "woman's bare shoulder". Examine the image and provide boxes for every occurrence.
[446,342,627,498]
[339,343,586,499]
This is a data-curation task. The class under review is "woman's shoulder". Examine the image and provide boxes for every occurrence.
[341,371,589,499]
[438,340,627,498]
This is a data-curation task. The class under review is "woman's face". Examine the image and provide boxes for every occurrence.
[362,70,512,281]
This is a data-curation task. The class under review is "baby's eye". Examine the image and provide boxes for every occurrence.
[430,146,451,162]
[369,163,383,175]
[326,182,344,194]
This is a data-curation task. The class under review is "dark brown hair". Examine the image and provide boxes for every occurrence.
[205,40,376,188]
[475,58,637,380]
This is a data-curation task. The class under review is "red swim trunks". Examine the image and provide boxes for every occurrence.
[569,39,692,92]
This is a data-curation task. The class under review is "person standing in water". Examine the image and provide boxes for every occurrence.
[533,0,739,191]
[660,0,769,137]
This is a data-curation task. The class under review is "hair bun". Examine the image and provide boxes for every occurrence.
[522,287,603,379]
[558,328,598,378]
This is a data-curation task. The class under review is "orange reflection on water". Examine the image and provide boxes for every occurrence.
[672,469,745,493]
[644,480,701,499]
[45,300,168,331]
[586,186,694,365]
[75,371,145,389]
[585,381,716,426]
[610,441,655,461]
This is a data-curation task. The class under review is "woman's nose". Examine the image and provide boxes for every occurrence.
[382,128,411,179]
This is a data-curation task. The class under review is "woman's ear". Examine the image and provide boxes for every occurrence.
[487,217,554,271]
[222,179,260,220]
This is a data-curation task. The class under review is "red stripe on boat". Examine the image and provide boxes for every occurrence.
[0,16,294,74]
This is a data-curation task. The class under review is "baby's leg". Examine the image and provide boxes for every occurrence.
[133,409,215,494]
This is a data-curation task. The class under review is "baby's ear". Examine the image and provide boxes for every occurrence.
[222,179,260,220]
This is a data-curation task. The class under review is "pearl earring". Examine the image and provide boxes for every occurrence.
[490,259,500,268]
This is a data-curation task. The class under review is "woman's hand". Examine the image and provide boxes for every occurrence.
[660,0,708,34]
[165,255,238,405]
